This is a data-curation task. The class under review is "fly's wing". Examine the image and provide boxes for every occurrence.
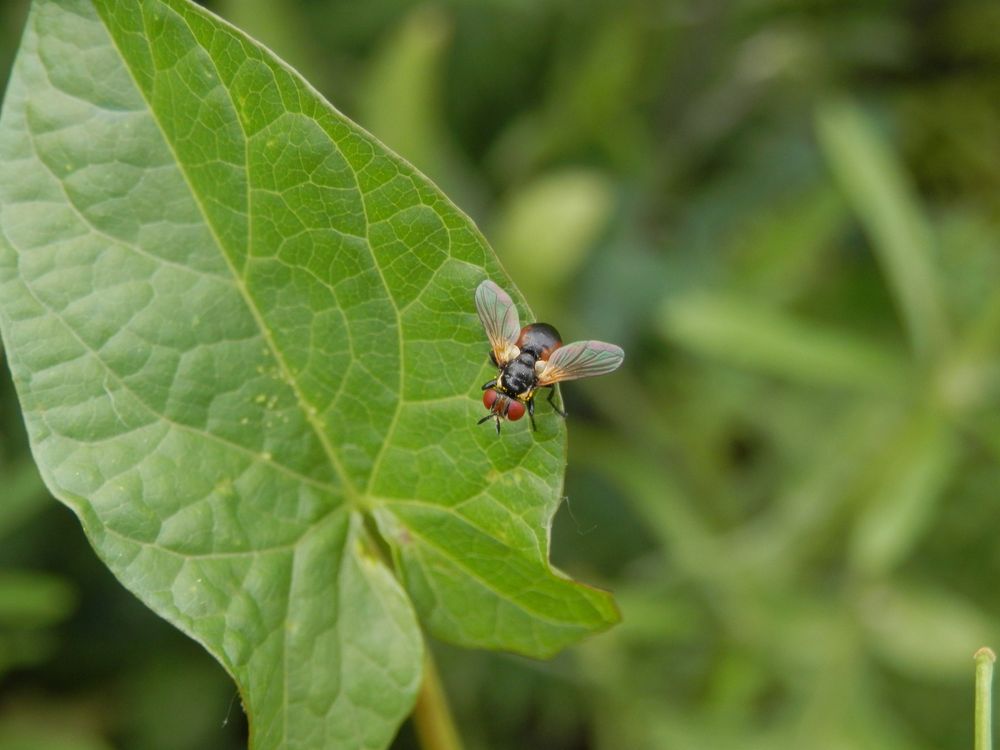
[535,340,624,385]
[475,280,521,366]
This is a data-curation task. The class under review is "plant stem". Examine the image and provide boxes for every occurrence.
[975,647,995,750]
[412,648,464,750]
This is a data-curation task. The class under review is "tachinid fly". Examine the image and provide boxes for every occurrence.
[475,280,624,435]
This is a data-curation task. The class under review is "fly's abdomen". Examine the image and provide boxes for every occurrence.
[517,323,562,361]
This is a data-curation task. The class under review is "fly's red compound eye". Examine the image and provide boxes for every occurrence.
[506,400,526,421]
[483,390,499,411]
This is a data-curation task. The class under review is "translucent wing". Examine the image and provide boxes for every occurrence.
[536,340,624,386]
[475,280,521,366]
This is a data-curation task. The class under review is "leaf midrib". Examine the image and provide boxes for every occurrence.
[4,215,336,498]
[102,0,409,509]
[93,9,415,743]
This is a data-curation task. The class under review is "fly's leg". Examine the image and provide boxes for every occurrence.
[477,412,502,435]
[481,379,497,391]
[546,386,567,417]
[527,397,537,432]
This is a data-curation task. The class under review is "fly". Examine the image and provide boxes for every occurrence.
[474,280,624,435]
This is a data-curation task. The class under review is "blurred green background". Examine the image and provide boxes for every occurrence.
[2,0,1000,748]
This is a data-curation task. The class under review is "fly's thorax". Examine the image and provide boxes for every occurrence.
[501,359,537,395]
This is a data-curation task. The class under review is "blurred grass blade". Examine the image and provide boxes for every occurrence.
[215,0,326,92]
[0,456,49,537]
[738,402,897,568]
[0,570,75,626]
[730,184,847,299]
[849,412,958,576]
[0,629,59,677]
[661,292,909,391]
[816,98,948,360]
[859,585,994,679]
[361,5,450,165]
[0,719,113,750]
[492,168,615,308]
[359,6,478,203]
[571,425,724,588]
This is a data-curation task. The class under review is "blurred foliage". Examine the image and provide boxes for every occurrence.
[2,0,1000,748]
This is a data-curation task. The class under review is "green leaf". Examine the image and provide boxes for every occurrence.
[0,1,618,747]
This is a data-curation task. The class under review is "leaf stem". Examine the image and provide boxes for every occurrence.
[412,648,464,750]
[976,647,995,750]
